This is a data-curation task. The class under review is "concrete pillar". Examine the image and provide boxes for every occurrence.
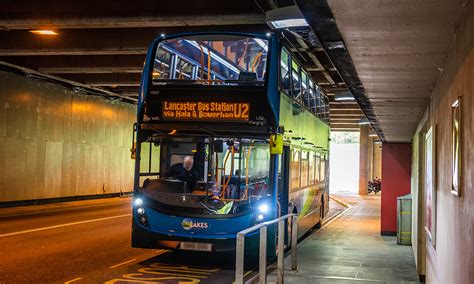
[373,141,382,179]
[359,125,369,195]
[368,136,374,181]
[380,143,411,235]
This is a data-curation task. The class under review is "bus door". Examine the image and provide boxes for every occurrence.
[279,145,290,216]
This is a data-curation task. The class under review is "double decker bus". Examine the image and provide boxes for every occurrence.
[131,30,330,254]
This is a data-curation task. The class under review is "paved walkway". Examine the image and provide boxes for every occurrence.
[267,194,419,283]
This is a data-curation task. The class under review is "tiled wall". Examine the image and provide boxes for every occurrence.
[0,71,136,202]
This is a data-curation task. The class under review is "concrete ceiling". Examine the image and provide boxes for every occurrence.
[327,0,468,142]
[0,0,366,132]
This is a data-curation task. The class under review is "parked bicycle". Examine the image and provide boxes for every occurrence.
[368,178,382,194]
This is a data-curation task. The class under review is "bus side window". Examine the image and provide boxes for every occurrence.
[320,155,326,183]
[291,59,302,103]
[301,151,309,188]
[315,154,321,184]
[309,152,315,186]
[301,71,310,109]
[308,80,316,114]
[290,148,301,191]
[280,48,291,94]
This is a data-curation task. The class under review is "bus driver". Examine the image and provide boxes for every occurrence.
[163,156,199,192]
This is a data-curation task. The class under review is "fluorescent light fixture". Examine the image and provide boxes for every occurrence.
[369,134,378,137]
[358,118,370,125]
[334,91,355,102]
[30,30,58,36]
[269,18,309,29]
[266,5,309,29]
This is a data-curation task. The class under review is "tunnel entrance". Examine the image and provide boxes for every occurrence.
[329,132,360,195]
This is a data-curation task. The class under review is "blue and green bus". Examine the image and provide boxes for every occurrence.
[131,31,330,254]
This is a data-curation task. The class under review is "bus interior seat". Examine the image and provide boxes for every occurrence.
[238,72,257,81]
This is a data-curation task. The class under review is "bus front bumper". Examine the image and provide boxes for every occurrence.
[132,221,238,252]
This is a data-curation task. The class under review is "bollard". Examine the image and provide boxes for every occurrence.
[259,226,267,284]
[235,233,245,284]
[291,215,298,270]
[234,214,297,284]
[277,220,285,284]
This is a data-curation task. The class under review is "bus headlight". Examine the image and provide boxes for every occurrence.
[257,214,264,221]
[134,198,144,206]
[258,204,269,213]
[137,207,145,215]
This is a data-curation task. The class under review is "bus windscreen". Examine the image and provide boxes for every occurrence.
[152,34,268,85]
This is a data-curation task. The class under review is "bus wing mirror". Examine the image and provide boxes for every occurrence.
[270,134,283,155]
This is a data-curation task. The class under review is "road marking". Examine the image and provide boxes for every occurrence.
[64,277,82,283]
[109,250,168,269]
[0,214,131,238]
[321,203,352,230]
[330,195,352,208]
[110,258,137,269]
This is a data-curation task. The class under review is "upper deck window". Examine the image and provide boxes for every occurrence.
[152,34,268,86]
[291,59,302,103]
[280,48,291,94]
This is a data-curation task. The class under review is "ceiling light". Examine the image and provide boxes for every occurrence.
[358,118,370,125]
[30,30,58,36]
[369,134,378,137]
[266,5,309,29]
[269,19,309,29]
[334,91,355,102]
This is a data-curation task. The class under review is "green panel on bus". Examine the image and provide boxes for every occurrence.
[279,93,329,150]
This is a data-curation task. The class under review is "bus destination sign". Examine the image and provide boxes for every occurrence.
[162,101,250,121]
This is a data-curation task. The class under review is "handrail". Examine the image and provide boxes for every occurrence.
[244,145,253,199]
[235,213,298,284]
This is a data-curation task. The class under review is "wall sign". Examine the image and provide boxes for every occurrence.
[424,125,437,247]
[451,97,462,196]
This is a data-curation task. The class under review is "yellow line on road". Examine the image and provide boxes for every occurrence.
[0,214,131,238]
[231,270,253,284]
[64,277,82,283]
[110,258,137,269]
[330,196,352,208]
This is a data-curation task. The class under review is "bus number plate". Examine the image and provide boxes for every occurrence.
[179,242,212,252]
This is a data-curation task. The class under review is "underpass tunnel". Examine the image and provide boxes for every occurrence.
[1,1,473,283]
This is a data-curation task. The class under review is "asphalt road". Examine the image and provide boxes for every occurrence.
[0,197,346,284]
[0,198,249,284]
